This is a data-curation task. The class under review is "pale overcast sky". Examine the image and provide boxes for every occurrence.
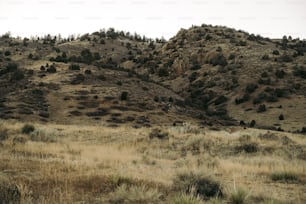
[0,0,305,39]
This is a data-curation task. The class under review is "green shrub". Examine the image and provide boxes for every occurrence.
[29,128,57,142]
[271,172,299,182]
[120,91,129,100]
[278,114,284,120]
[0,128,8,141]
[158,68,169,77]
[257,104,266,113]
[262,54,270,60]
[6,63,18,72]
[172,172,223,199]
[10,69,24,81]
[229,188,248,204]
[272,50,280,55]
[109,184,162,204]
[69,64,80,70]
[245,83,258,94]
[22,124,35,134]
[84,69,92,75]
[46,64,56,73]
[275,70,286,79]
[4,50,11,56]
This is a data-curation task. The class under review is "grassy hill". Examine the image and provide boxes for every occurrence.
[0,25,306,203]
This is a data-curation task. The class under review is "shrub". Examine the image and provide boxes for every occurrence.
[84,69,92,75]
[229,188,248,204]
[158,68,169,77]
[293,67,306,79]
[149,128,169,140]
[172,172,223,199]
[271,172,299,182]
[189,72,199,82]
[257,104,266,113]
[262,54,270,60]
[109,184,162,204]
[235,142,258,153]
[71,74,85,84]
[46,64,56,73]
[120,91,129,100]
[235,94,250,105]
[279,54,293,62]
[279,114,284,120]
[6,63,18,72]
[4,50,11,56]
[10,69,24,81]
[22,124,35,134]
[69,64,80,70]
[272,50,280,55]
[275,70,285,78]
[214,95,228,105]
[245,83,258,94]
[209,53,227,66]
[0,128,8,141]
[97,74,106,80]
[249,120,256,127]
[30,128,57,142]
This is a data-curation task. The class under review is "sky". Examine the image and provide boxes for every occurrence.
[0,0,305,40]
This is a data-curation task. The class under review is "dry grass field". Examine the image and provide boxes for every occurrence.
[0,120,305,203]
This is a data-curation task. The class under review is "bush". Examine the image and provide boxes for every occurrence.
[279,114,284,120]
[293,67,306,79]
[275,70,286,78]
[69,64,80,70]
[46,64,56,73]
[109,184,162,204]
[214,96,228,105]
[0,128,8,141]
[120,91,129,100]
[97,74,106,80]
[10,69,24,81]
[29,128,57,142]
[249,120,256,127]
[262,54,270,60]
[6,63,18,72]
[229,188,248,204]
[4,50,11,56]
[245,83,258,94]
[272,50,280,55]
[235,94,250,105]
[22,124,35,134]
[149,128,169,140]
[84,69,92,75]
[71,74,85,84]
[158,68,169,77]
[235,142,258,153]
[271,172,299,182]
[257,104,266,113]
[209,53,227,66]
[172,172,223,199]
[279,54,293,62]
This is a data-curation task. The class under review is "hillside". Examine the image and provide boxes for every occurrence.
[0,25,306,203]
[1,25,306,131]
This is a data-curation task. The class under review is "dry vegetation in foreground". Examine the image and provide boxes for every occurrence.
[0,120,305,203]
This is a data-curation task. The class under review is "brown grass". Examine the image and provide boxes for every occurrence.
[0,120,305,203]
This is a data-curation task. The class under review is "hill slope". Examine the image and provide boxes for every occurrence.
[1,25,306,131]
